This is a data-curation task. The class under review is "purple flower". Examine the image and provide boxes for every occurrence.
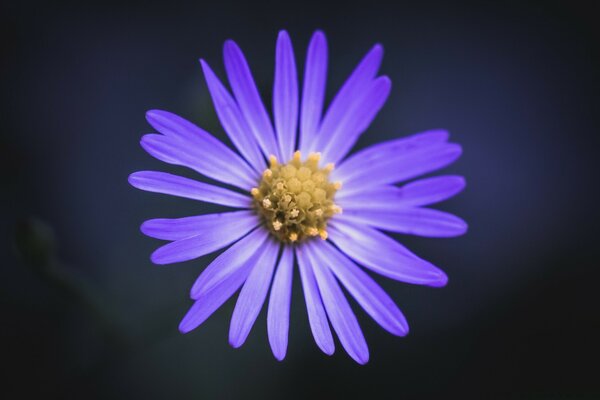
[129,30,467,364]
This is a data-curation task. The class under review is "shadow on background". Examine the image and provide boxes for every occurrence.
[2,0,599,398]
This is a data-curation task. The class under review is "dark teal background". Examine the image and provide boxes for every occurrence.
[2,0,599,398]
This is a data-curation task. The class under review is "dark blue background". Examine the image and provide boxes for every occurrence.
[2,0,599,398]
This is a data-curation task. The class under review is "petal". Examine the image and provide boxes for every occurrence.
[332,131,461,194]
[190,228,269,299]
[229,238,280,348]
[337,175,466,208]
[141,210,257,241]
[273,30,299,161]
[306,241,369,365]
[299,30,328,153]
[328,219,448,287]
[313,241,409,336]
[296,245,335,355]
[335,129,449,177]
[128,171,251,208]
[267,246,294,361]
[338,208,468,238]
[200,60,265,173]
[223,40,281,160]
[308,44,383,153]
[179,241,268,333]
[150,222,258,265]
[144,110,258,189]
[320,76,391,165]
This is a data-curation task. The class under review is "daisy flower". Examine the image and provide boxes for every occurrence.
[129,30,467,364]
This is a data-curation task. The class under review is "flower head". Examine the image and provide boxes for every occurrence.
[129,30,467,364]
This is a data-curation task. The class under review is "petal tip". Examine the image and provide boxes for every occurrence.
[228,336,244,349]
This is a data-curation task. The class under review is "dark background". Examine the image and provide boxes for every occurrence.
[2,0,599,398]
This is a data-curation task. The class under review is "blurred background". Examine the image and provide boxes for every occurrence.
[2,0,599,398]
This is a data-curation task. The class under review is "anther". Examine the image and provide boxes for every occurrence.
[308,152,321,162]
[272,220,282,231]
[307,227,319,236]
[324,163,335,172]
[263,169,273,178]
[331,205,342,214]
[293,151,301,162]
[289,232,298,242]
[269,155,278,167]
[290,209,299,218]
[262,198,272,208]
[251,188,260,197]
[318,229,328,240]
[333,181,342,190]
[314,209,323,217]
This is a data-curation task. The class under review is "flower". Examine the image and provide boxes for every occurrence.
[128,30,467,364]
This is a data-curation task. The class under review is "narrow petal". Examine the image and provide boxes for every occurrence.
[144,110,258,189]
[337,175,466,208]
[313,241,409,336]
[150,222,258,265]
[223,40,281,160]
[229,238,280,348]
[309,44,383,153]
[338,208,468,238]
[328,219,448,287]
[179,243,267,333]
[332,131,461,194]
[273,30,299,161]
[190,228,269,299]
[128,171,251,208]
[200,60,265,172]
[296,245,335,355]
[267,246,294,361]
[141,211,256,241]
[299,30,328,153]
[306,241,369,365]
[335,129,449,178]
[320,76,391,165]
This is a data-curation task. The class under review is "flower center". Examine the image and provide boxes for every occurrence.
[251,151,342,243]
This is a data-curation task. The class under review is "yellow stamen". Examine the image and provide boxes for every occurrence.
[269,155,278,167]
[252,150,342,243]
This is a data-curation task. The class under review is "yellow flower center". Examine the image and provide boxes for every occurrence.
[251,151,342,243]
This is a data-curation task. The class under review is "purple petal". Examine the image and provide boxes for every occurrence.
[332,131,461,194]
[328,219,448,287]
[320,76,391,165]
[308,44,383,153]
[337,175,466,208]
[141,211,256,241]
[306,241,369,365]
[190,228,269,299]
[299,30,328,153]
[267,246,294,361]
[273,30,299,161]
[200,60,265,172]
[179,243,267,333]
[150,222,258,265]
[338,208,468,238]
[144,111,258,189]
[223,40,281,160]
[314,241,409,336]
[128,171,251,208]
[335,129,449,177]
[296,245,335,356]
[229,238,280,348]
